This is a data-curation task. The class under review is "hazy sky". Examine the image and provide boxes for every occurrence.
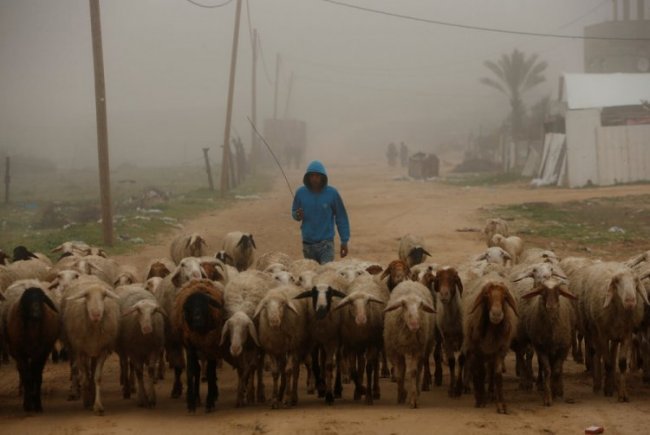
[0,0,613,168]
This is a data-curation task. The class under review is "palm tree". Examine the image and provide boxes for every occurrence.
[480,49,547,143]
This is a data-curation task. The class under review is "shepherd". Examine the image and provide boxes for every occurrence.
[291,160,350,264]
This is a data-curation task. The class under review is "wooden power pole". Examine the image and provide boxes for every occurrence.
[284,71,294,119]
[273,53,281,119]
[220,0,243,196]
[89,0,113,246]
[250,28,258,172]
[203,148,215,191]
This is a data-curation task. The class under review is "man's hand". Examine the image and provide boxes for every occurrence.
[295,208,304,221]
[340,243,348,258]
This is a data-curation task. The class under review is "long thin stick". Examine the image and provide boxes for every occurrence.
[247,116,294,198]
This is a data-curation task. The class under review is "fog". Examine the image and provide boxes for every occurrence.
[0,0,609,169]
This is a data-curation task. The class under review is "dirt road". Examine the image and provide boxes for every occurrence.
[2,161,650,434]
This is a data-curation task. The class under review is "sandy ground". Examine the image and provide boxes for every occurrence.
[2,161,650,434]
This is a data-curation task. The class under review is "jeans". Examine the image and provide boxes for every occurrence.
[302,240,334,265]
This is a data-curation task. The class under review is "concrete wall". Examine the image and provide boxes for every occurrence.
[596,124,650,184]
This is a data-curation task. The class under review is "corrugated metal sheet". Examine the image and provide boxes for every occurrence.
[596,124,650,185]
[565,109,600,187]
[563,73,650,110]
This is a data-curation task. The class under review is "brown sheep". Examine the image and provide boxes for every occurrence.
[173,279,226,413]
[380,260,412,292]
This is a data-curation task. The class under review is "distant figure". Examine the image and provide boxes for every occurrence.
[232,136,247,185]
[292,161,350,264]
[386,142,398,167]
[399,142,409,167]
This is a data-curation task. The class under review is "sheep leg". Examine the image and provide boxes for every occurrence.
[494,356,507,414]
[235,363,245,408]
[170,345,185,399]
[616,339,629,402]
[447,351,457,397]
[205,359,218,413]
[324,354,336,405]
[129,360,137,393]
[156,350,165,381]
[146,355,157,408]
[340,349,351,384]
[185,347,200,413]
[135,362,147,407]
[270,356,281,409]
[407,353,420,408]
[372,358,381,400]
[471,355,486,408]
[550,352,565,400]
[572,330,584,364]
[433,339,443,387]
[67,356,80,401]
[92,353,108,415]
[538,352,552,406]
[256,351,266,403]
[536,356,544,392]
[78,356,92,409]
[421,344,432,392]
[334,356,343,399]
[16,358,31,412]
[453,351,465,397]
[380,348,391,379]
[33,354,48,412]
[289,353,301,406]
[304,352,315,395]
[277,355,288,408]
[518,346,533,391]
[353,353,366,400]
[396,355,406,404]
[119,354,131,399]
[486,359,495,399]
[313,348,326,398]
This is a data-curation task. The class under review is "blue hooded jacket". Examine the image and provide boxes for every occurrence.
[291,160,350,244]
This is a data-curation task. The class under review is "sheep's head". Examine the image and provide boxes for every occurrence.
[338,266,366,284]
[67,285,119,324]
[408,246,431,266]
[295,284,346,320]
[182,292,222,334]
[147,261,171,279]
[200,259,227,283]
[0,250,11,265]
[264,263,287,274]
[272,270,295,286]
[20,286,58,322]
[522,278,576,312]
[172,257,205,287]
[380,260,411,291]
[49,270,81,291]
[12,245,38,262]
[220,311,259,357]
[145,277,163,294]
[114,271,137,287]
[512,263,568,286]
[254,293,298,328]
[626,251,650,269]
[470,282,517,324]
[476,247,512,267]
[334,291,385,326]
[122,299,164,335]
[215,250,234,266]
[384,294,435,331]
[237,234,256,250]
[605,271,649,310]
[186,234,207,256]
[297,270,317,290]
[433,267,463,303]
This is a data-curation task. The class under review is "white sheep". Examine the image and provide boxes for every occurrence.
[256,251,291,271]
[170,233,207,264]
[289,258,321,277]
[117,288,166,408]
[0,259,53,292]
[383,280,435,408]
[222,232,257,272]
[484,218,510,246]
[334,274,388,404]
[398,234,432,268]
[490,234,524,264]
[254,284,308,408]
[61,275,120,414]
[519,248,561,265]
[142,258,175,281]
[222,270,275,406]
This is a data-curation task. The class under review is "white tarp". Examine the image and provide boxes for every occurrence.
[532,133,566,187]
[563,73,650,110]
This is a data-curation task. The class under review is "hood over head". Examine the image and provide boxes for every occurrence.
[303,160,328,188]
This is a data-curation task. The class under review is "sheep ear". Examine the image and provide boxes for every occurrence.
[455,276,464,296]
[67,289,88,301]
[330,289,347,299]
[253,301,265,319]
[383,299,403,313]
[122,306,137,317]
[208,298,222,309]
[154,307,168,319]
[247,321,260,346]
[512,269,533,282]
[627,253,647,268]
[639,270,650,281]
[367,295,386,305]
[422,249,432,257]
[469,293,484,314]
[380,267,391,281]
[604,277,618,308]
[522,287,544,299]
[475,253,488,261]
[43,296,59,313]
[420,301,436,314]
[171,268,183,287]
[48,279,60,290]
[366,265,383,275]
[504,291,518,317]
[199,237,207,247]
[636,279,650,306]
[105,290,120,300]
[0,292,5,301]
[558,285,578,300]
[333,295,352,311]
[51,244,64,253]
[294,290,314,300]
[219,321,230,346]
[250,236,256,249]
[286,301,299,315]
[501,251,512,261]
[552,272,569,282]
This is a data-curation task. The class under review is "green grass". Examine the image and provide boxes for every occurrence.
[0,166,274,258]
[443,172,530,186]
[488,194,650,245]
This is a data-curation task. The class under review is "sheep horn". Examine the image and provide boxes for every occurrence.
[627,253,648,268]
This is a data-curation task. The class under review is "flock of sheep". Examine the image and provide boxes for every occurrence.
[0,220,649,416]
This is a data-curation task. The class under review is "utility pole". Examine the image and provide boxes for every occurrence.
[89,0,113,246]
[220,0,243,196]
[202,148,215,191]
[273,53,281,119]
[250,28,259,172]
[3,157,9,204]
[284,71,294,119]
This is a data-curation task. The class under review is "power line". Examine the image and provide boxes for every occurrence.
[321,0,650,41]
[557,0,608,30]
[183,0,234,9]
